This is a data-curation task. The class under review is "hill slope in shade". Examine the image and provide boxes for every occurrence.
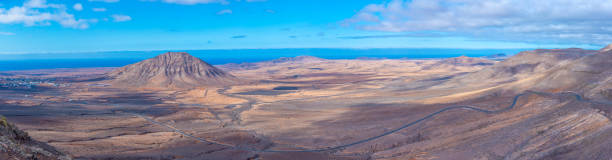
[107,52,239,88]
[0,116,71,160]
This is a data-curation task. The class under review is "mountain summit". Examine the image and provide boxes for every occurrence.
[107,52,238,88]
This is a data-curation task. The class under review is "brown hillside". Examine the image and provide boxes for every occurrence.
[529,46,612,99]
[445,48,596,87]
[107,52,239,88]
[0,116,71,160]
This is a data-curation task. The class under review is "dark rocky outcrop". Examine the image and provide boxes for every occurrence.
[0,116,71,160]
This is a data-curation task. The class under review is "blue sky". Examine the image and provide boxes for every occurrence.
[0,0,607,54]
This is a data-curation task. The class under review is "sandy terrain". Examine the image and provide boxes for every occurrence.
[1,51,611,159]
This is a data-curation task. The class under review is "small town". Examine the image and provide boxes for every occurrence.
[0,77,70,89]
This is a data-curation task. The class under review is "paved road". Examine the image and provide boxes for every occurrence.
[127,90,610,153]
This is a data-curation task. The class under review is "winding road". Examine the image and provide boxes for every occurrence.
[126,90,611,153]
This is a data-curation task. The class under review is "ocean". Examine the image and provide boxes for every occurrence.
[0,48,526,71]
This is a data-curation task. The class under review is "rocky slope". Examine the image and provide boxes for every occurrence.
[365,46,612,159]
[0,116,71,160]
[436,48,598,92]
[107,52,239,88]
[529,47,612,100]
[463,48,593,82]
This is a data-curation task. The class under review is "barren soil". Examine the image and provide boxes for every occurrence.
[1,55,611,160]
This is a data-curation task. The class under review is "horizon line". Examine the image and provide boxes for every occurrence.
[0,47,546,55]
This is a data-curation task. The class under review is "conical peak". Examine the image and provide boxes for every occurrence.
[151,52,209,66]
[107,52,238,88]
[160,52,189,56]
[156,52,196,60]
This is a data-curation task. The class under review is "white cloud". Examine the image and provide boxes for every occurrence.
[111,14,131,22]
[345,0,612,45]
[24,0,47,8]
[73,3,83,11]
[145,0,263,4]
[88,0,120,3]
[92,8,106,12]
[216,9,232,15]
[0,31,15,35]
[161,0,228,5]
[0,0,95,29]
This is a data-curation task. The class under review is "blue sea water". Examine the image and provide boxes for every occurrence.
[0,48,526,71]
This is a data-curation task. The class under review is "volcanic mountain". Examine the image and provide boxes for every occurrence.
[107,52,238,88]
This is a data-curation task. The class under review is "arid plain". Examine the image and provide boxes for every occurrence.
[1,46,612,160]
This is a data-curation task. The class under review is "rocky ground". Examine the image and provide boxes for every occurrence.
[0,115,71,160]
[0,47,611,159]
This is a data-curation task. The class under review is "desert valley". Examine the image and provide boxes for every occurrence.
[1,45,612,160]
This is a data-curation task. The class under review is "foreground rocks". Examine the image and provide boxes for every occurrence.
[0,116,71,160]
